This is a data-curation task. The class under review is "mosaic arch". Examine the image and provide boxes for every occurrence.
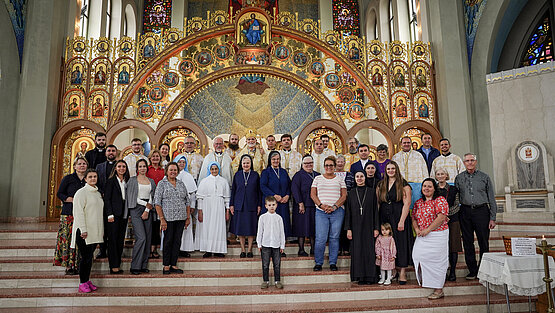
[49,7,441,220]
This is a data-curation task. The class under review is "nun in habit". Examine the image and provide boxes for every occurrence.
[196,162,230,258]
[174,155,198,256]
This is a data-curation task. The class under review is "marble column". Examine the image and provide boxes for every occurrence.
[319,0,333,33]
[9,0,68,218]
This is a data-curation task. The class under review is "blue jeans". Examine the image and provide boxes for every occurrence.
[314,207,345,266]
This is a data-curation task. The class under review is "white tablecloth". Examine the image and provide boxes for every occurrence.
[478,252,555,296]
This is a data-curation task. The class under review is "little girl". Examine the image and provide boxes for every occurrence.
[375,223,397,285]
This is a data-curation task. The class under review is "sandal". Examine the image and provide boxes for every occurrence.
[151,251,160,259]
[427,291,444,300]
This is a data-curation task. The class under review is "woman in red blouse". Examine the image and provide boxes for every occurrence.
[147,149,165,258]
[411,178,449,300]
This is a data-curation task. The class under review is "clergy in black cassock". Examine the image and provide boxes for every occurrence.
[344,171,380,284]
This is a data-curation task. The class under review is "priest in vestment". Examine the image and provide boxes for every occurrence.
[430,138,465,183]
[278,134,302,179]
[391,136,429,206]
[311,138,335,174]
[197,162,230,257]
[224,133,241,161]
[344,137,360,171]
[199,137,233,186]
[232,130,265,173]
[175,136,204,181]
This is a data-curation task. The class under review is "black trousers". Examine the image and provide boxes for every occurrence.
[106,214,127,269]
[162,220,185,266]
[151,220,161,246]
[261,246,281,282]
[75,229,96,284]
[459,204,490,274]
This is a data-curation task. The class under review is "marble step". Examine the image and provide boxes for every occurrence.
[0,267,482,289]
[0,292,534,312]
[0,280,488,307]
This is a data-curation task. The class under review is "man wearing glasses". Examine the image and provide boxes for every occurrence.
[455,153,497,280]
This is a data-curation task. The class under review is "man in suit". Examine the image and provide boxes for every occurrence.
[417,133,440,175]
[96,145,118,193]
[85,132,107,170]
[95,144,118,259]
[349,144,377,176]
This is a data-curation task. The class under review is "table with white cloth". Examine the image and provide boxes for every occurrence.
[478,252,555,312]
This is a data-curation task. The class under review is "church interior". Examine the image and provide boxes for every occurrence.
[0,0,554,311]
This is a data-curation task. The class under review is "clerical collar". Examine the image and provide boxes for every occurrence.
[282,149,291,153]
[96,148,104,152]
[108,160,115,164]
[442,152,451,157]
[215,152,223,156]
[185,151,194,154]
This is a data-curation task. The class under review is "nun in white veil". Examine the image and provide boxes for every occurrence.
[196,162,230,257]
[174,155,197,256]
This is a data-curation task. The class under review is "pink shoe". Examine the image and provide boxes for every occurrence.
[86,281,97,291]
[78,283,92,293]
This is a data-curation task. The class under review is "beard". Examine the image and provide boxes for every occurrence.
[228,143,239,151]
[349,147,357,154]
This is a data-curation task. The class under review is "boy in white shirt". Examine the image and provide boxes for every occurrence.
[257,196,286,289]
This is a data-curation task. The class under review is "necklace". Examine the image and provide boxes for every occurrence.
[272,167,280,179]
[306,170,315,181]
[243,170,251,187]
[355,187,367,215]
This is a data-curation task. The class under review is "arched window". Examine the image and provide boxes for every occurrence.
[520,11,553,67]
[366,9,377,40]
[389,0,395,41]
[332,0,361,36]
[408,0,419,42]
[124,4,136,37]
[79,0,90,37]
[104,0,111,38]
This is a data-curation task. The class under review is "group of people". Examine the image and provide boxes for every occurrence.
[54,130,498,299]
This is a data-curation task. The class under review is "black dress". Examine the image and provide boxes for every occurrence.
[344,185,380,282]
[378,181,413,268]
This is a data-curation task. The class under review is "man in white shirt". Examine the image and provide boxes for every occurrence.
[123,138,148,177]
[175,136,204,181]
[279,134,302,179]
[431,138,465,183]
[391,136,429,207]
[312,139,335,173]
[199,137,233,186]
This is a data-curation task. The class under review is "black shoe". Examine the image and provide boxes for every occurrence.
[466,272,477,280]
[214,253,225,258]
[130,269,141,275]
[313,264,322,271]
[203,252,213,258]
[140,268,150,273]
[298,250,309,257]
[246,252,254,258]
[95,253,107,259]
[179,251,191,258]
[169,267,184,274]
[343,251,350,256]
[163,268,171,275]
[240,252,246,258]
[309,249,314,256]
[447,271,456,281]
[110,269,124,274]
[330,264,338,271]
[357,281,367,285]
[65,268,78,275]
[281,252,286,257]
[399,280,407,285]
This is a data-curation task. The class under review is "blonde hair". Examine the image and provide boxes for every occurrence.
[434,168,450,181]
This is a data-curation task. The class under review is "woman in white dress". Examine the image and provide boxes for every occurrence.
[175,155,197,257]
[197,162,230,258]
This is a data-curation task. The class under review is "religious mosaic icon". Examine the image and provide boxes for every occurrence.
[349,102,364,120]
[371,66,383,86]
[348,43,360,61]
[73,41,85,53]
[191,21,203,32]
[324,73,341,89]
[417,97,429,118]
[118,65,130,85]
[68,96,80,117]
[338,87,354,103]
[241,13,265,46]
[94,65,106,85]
[395,96,408,117]
[236,50,269,65]
[393,67,405,87]
[414,45,425,56]
[196,50,213,66]
[70,65,83,85]
[143,39,155,58]
[370,44,381,56]
[91,96,105,117]
[168,32,179,43]
[293,51,309,67]
[214,14,226,25]
[121,42,132,53]
[97,42,108,53]
[274,45,290,61]
[163,72,179,88]
[137,103,154,119]
[149,86,165,101]
[214,45,231,60]
[310,61,325,77]
[415,67,427,87]
[303,23,314,34]
[146,70,162,85]
[325,34,337,46]
[392,45,403,56]
[179,60,195,76]
[279,16,291,27]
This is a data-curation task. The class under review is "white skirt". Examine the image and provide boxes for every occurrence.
[412,229,449,289]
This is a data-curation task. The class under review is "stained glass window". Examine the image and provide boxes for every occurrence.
[143,0,172,34]
[332,0,360,36]
[521,12,553,67]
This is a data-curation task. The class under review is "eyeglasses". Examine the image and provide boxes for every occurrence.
[303,162,314,165]
[185,142,195,145]
[324,164,335,167]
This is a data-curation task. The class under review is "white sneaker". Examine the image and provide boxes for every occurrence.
[378,277,385,284]
[384,279,391,286]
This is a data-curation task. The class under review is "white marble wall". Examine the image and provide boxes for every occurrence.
[486,62,555,194]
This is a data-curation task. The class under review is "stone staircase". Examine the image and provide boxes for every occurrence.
[0,219,551,312]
